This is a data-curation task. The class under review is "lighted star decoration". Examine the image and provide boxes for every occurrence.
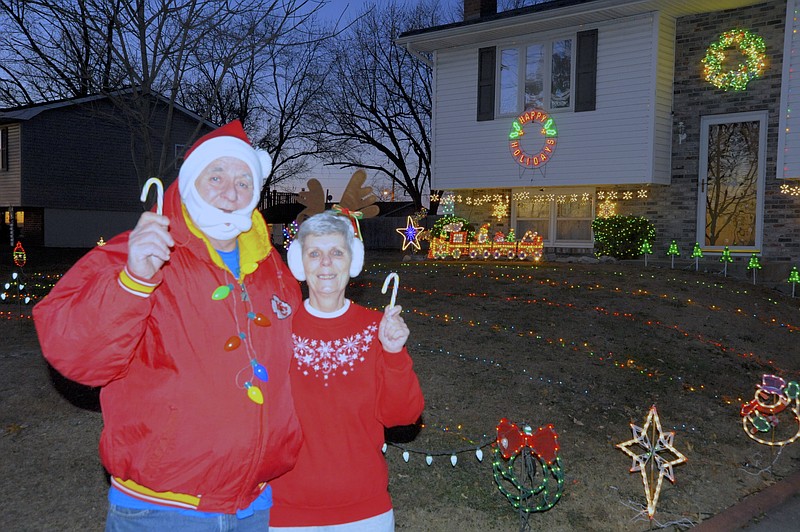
[396,216,425,251]
[616,405,687,519]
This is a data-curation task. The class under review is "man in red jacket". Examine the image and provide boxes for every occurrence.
[34,120,302,531]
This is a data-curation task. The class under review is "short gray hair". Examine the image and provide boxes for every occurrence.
[296,210,355,253]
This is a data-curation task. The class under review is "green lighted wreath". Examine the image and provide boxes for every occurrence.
[702,29,766,91]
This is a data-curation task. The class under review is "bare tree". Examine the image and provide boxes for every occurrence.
[0,0,123,103]
[1,0,326,196]
[311,0,448,211]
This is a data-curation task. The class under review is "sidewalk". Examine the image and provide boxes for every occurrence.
[693,469,800,531]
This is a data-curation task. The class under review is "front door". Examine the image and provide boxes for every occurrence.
[696,111,766,251]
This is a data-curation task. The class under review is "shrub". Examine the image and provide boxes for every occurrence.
[591,215,656,259]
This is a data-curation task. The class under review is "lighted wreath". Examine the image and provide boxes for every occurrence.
[701,29,766,91]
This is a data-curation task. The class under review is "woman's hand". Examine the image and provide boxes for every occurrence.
[379,305,409,353]
[127,212,174,279]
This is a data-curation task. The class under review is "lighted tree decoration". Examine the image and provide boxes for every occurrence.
[720,246,734,277]
[747,253,762,284]
[616,405,687,520]
[639,240,652,267]
[701,29,766,91]
[395,216,425,251]
[788,266,800,298]
[505,228,516,243]
[666,240,680,269]
[740,375,800,446]
[492,418,564,513]
[690,243,703,271]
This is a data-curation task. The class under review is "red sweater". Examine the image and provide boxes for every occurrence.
[270,301,424,526]
[34,183,302,513]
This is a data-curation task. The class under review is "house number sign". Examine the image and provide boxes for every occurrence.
[508,110,557,168]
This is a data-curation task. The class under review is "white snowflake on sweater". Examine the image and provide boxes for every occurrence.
[293,323,377,385]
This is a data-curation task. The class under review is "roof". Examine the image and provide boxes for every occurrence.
[397,0,766,52]
[0,89,215,128]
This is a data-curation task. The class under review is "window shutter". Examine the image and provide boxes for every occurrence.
[477,46,496,121]
[0,128,8,171]
[575,29,598,112]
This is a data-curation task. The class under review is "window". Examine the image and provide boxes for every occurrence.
[477,47,496,121]
[499,37,573,115]
[174,143,186,170]
[1,127,8,171]
[515,188,594,246]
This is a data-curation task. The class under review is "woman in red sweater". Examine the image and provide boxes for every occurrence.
[270,210,424,531]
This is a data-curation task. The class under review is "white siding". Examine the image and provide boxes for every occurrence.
[777,0,800,179]
[432,13,670,191]
[0,123,21,205]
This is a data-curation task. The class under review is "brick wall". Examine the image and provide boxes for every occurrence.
[619,1,798,264]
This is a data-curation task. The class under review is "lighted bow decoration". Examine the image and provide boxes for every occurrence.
[741,374,800,446]
[616,405,687,519]
[332,204,364,241]
[492,418,564,513]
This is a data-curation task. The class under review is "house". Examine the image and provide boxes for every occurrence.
[397,0,800,268]
[0,93,214,247]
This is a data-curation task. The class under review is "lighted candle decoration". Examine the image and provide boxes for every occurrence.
[747,253,762,285]
[740,374,800,446]
[720,246,733,277]
[492,418,564,513]
[691,243,703,271]
[140,177,164,215]
[666,240,680,269]
[616,405,687,520]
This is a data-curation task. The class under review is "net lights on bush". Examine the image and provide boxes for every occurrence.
[740,374,800,446]
[702,28,766,91]
[616,405,687,519]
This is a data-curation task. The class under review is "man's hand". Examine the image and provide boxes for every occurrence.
[127,212,174,279]
[379,305,409,353]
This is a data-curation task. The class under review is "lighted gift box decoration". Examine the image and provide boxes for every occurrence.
[426,217,543,261]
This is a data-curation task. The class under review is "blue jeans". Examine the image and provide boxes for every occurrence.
[105,504,270,531]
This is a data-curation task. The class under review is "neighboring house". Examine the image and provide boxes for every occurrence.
[0,93,214,247]
[398,0,800,266]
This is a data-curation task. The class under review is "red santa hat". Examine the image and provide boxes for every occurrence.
[178,120,272,201]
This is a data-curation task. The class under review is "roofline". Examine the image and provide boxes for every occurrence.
[0,88,216,128]
[398,0,599,40]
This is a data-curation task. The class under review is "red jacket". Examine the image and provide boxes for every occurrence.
[34,183,302,513]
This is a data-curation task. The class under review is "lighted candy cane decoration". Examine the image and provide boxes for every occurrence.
[382,272,400,308]
[140,177,164,215]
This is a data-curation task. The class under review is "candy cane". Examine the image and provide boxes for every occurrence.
[140,177,164,215]
[381,272,400,308]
